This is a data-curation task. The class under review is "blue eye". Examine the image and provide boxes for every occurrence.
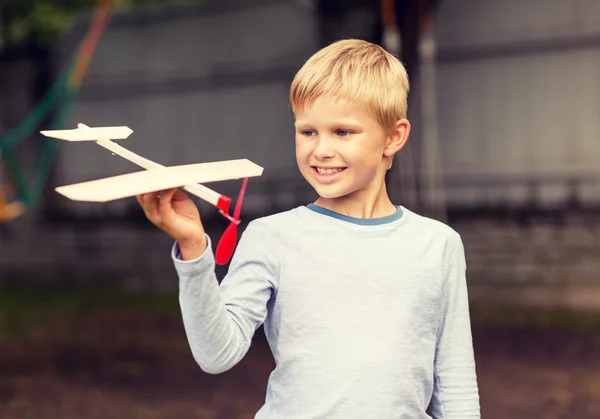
[337,130,351,137]
[302,130,316,137]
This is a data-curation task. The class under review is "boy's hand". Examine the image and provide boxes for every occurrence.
[136,188,207,260]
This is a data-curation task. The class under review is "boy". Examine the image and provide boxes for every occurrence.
[137,39,480,418]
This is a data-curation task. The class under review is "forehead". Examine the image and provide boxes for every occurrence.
[294,96,375,125]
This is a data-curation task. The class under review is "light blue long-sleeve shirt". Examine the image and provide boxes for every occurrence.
[172,204,480,418]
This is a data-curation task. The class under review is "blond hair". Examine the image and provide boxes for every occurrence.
[289,39,410,132]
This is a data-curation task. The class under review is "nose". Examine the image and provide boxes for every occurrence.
[313,136,335,160]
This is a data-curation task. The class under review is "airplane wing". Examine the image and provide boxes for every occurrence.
[168,159,264,183]
[56,159,264,202]
[56,168,191,202]
[41,126,133,142]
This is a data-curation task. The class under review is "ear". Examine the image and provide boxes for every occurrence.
[384,118,411,158]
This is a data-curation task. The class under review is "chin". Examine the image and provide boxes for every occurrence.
[312,184,353,200]
[316,192,345,200]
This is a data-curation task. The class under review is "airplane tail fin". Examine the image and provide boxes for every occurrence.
[41,125,133,142]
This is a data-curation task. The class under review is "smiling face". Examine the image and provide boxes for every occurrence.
[295,95,409,207]
[289,39,412,215]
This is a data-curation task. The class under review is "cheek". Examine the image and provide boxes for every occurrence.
[347,143,380,165]
[295,140,310,165]
[295,138,312,157]
[346,146,386,177]
[294,135,303,150]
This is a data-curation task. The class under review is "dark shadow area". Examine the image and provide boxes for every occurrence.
[1,285,600,418]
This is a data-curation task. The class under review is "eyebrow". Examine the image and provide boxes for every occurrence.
[294,119,362,128]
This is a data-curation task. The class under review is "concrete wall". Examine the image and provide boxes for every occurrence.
[48,0,600,216]
[455,213,600,310]
[432,0,600,206]
[3,210,600,311]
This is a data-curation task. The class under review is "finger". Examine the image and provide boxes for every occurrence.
[142,192,160,221]
[163,187,178,198]
[154,188,177,221]
[142,191,159,205]
[137,193,151,211]
[172,188,189,202]
[159,188,178,208]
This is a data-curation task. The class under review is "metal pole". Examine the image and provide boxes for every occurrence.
[418,11,447,221]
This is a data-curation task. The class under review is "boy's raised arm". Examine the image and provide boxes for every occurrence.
[174,220,278,374]
[430,234,481,418]
[136,188,277,374]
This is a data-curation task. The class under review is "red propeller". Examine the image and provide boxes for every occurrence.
[215,177,248,265]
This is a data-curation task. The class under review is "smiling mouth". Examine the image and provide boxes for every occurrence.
[312,166,347,175]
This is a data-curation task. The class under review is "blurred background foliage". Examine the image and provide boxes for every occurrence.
[0,0,202,49]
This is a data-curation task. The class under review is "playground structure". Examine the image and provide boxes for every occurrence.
[0,0,121,223]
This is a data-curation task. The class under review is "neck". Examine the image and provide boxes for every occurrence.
[314,183,396,219]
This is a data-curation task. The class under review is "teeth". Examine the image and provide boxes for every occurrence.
[316,167,343,174]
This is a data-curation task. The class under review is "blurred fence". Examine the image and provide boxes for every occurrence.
[2,169,599,311]
[40,169,600,225]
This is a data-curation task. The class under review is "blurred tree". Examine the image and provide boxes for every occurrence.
[0,0,201,50]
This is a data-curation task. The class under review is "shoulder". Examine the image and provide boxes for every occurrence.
[402,207,461,244]
[401,207,464,266]
[242,206,309,236]
[230,208,309,271]
[233,207,308,251]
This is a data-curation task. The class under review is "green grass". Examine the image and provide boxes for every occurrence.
[471,304,600,331]
[3,284,600,342]
[0,284,180,340]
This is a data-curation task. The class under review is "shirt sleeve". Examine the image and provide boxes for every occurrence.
[172,220,279,374]
[430,234,481,418]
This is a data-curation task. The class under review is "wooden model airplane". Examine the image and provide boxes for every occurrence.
[41,123,264,264]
